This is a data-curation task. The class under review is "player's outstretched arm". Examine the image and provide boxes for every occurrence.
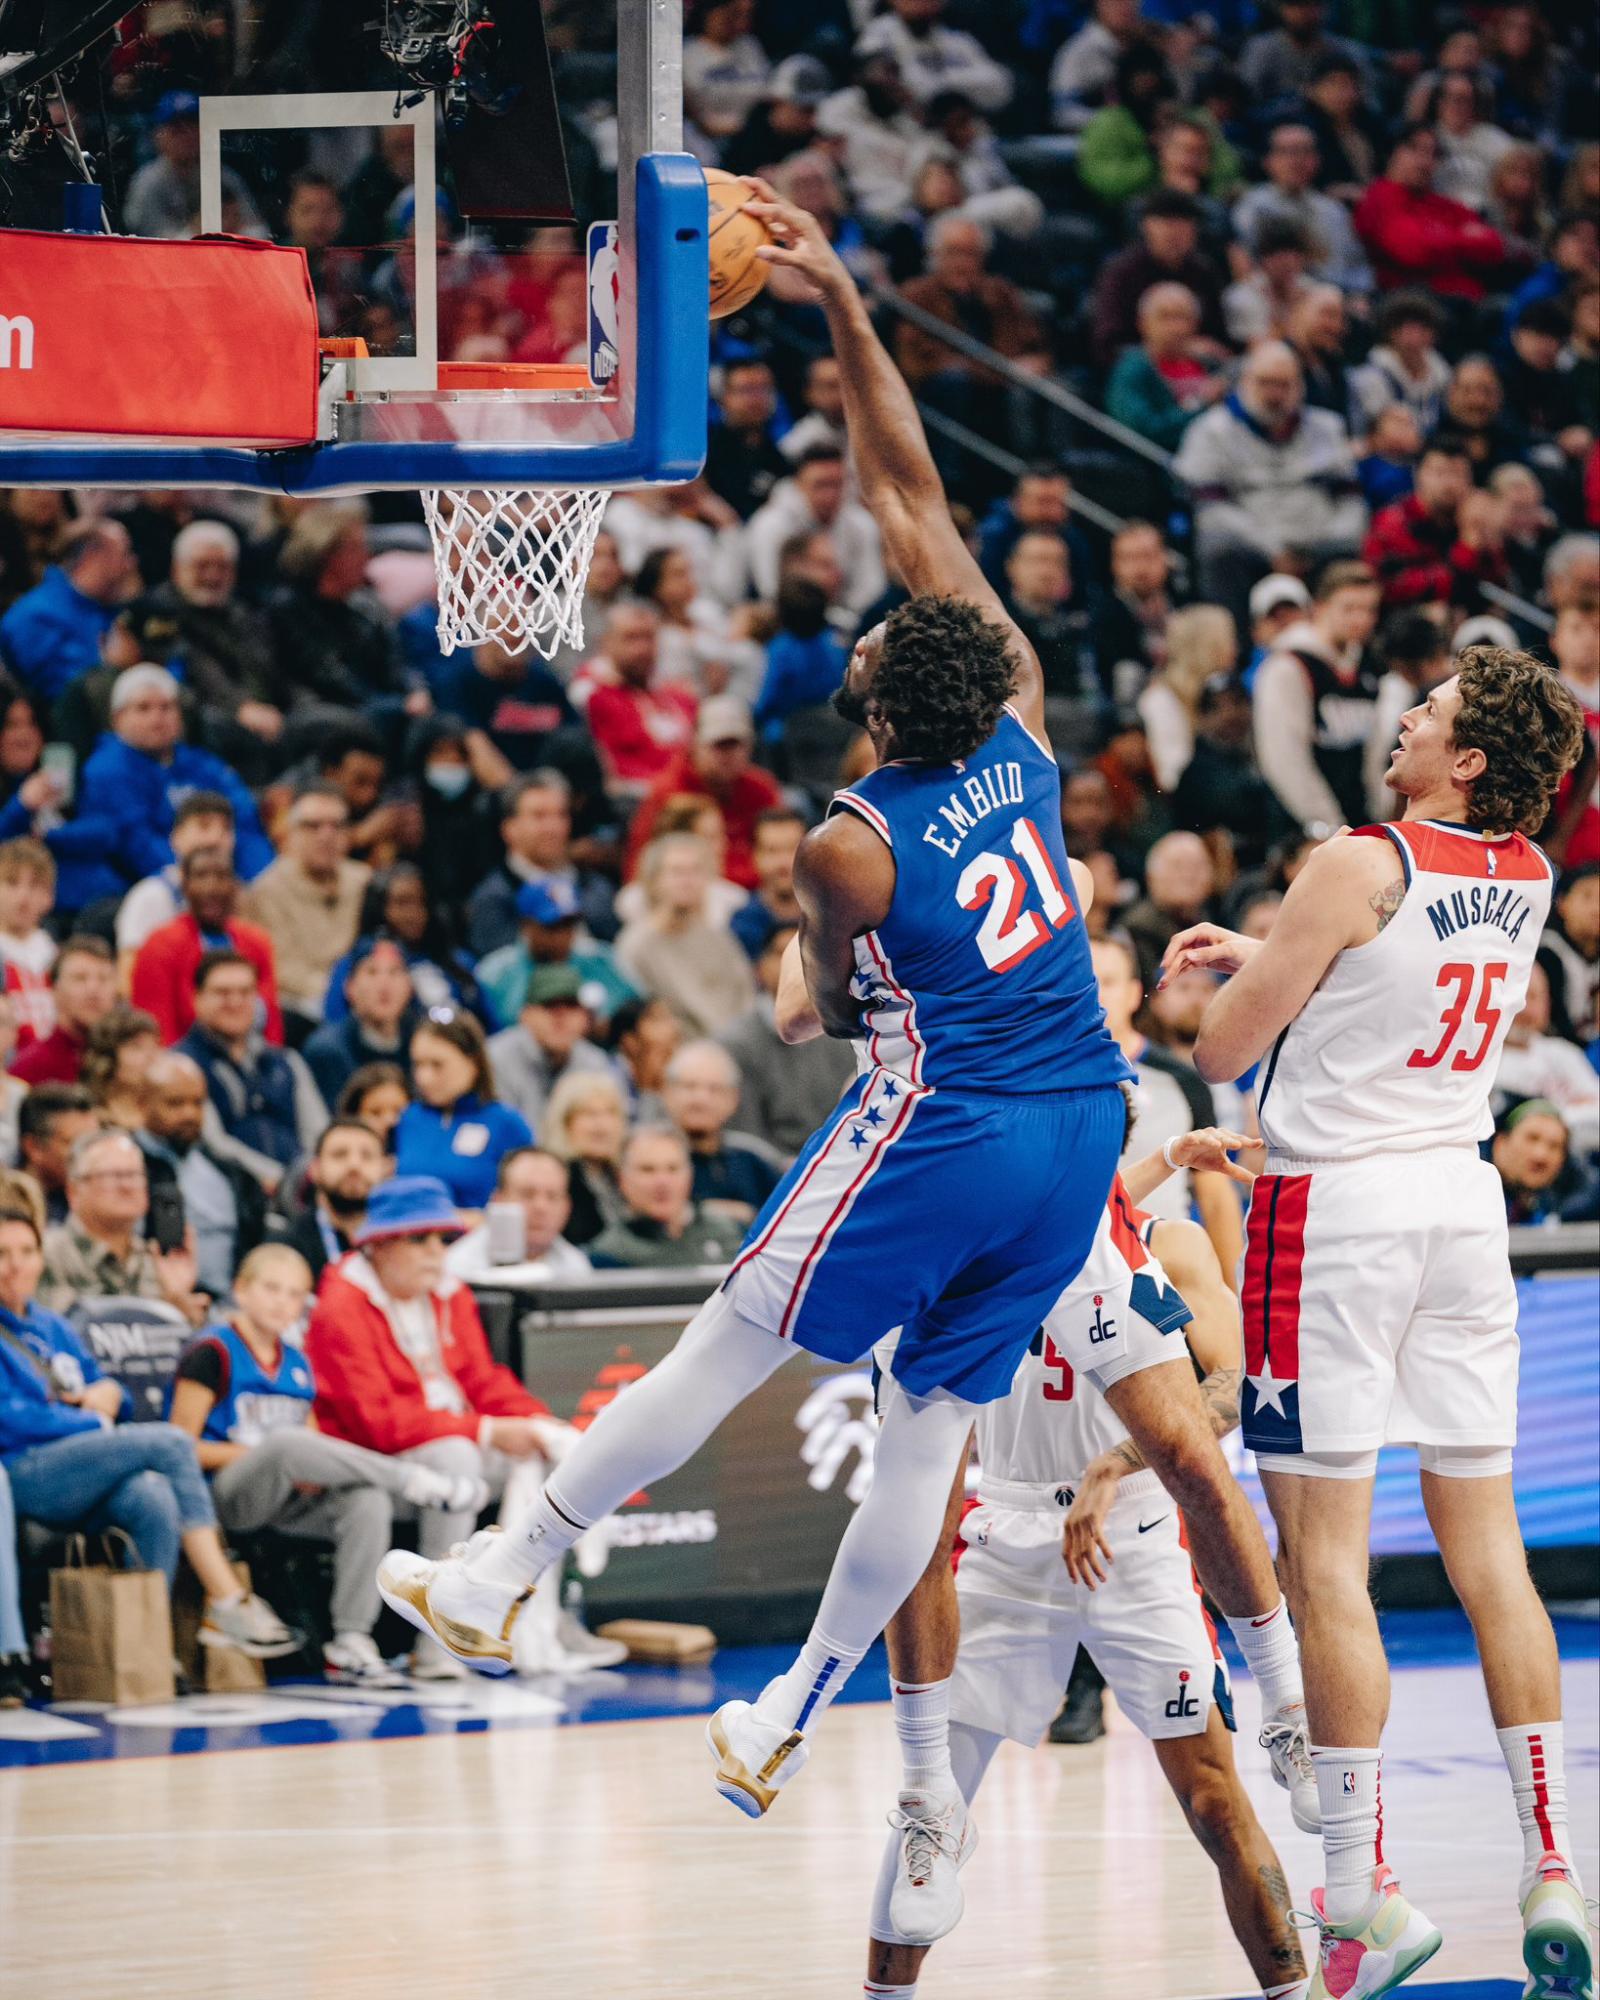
[1185,833,1404,1084]
[747,187,1048,739]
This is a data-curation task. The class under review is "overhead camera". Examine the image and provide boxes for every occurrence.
[381,1,521,128]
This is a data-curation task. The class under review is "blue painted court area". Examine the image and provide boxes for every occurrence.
[0,1606,1594,1771]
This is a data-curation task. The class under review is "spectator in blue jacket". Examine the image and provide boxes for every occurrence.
[322,864,493,1029]
[56,666,272,913]
[0,1203,296,1654]
[393,1008,532,1213]
[0,520,139,704]
[0,1460,27,1702]
[754,578,851,745]
[177,951,328,1183]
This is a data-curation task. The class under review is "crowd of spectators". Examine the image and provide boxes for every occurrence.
[1,0,1598,1704]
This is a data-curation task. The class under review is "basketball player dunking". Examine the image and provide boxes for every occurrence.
[378,191,1139,1812]
[1164,649,1590,1999]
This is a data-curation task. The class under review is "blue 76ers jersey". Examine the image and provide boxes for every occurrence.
[831,706,1132,1096]
[176,1323,316,1447]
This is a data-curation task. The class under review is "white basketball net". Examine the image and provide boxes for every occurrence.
[422,486,610,660]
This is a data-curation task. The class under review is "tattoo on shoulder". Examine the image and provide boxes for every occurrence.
[1368,878,1406,933]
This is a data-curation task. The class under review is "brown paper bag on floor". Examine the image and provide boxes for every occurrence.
[49,1533,176,1707]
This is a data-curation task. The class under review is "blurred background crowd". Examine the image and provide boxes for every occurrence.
[0,0,1595,1701]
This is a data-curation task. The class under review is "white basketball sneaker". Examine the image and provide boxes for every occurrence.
[886,1787,978,1945]
[376,1528,534,1676]
[1520,1852,1595,2000]
[1260,1701,1322,1833]
[705,1691,809,1818]
[1301,1865,1443,1998]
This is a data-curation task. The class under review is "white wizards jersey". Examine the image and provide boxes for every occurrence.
[974,1181,1193,1491]
[1256,822,1554,1165]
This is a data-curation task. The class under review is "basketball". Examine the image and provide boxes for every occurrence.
[706,168,772,319]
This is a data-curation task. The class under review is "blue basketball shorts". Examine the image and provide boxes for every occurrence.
[724,1068,1125,1405]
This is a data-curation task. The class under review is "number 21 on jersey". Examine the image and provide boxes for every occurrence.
[957,817,1076,975]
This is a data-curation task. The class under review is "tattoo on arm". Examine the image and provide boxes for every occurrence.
[1199,1364,1242,1440]
[1368,878,1406,932]
[1108,1437,1147,1477]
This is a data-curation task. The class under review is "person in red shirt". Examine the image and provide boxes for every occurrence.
[623,695,784,890]
[579,601,698,794]
[1362,433,1510,611]
[130,846,282,1046]
[1354,124,1508,303]
[308,1174,611,1676]
[9,934,117,1085]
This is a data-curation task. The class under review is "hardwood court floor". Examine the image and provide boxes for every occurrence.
[2,1651,1594,2000]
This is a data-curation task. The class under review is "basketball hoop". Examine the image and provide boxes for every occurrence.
[422,483,610,659]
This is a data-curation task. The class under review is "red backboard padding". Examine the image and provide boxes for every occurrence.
[0,230,321,445]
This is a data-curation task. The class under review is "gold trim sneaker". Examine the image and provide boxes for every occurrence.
[886,1786,978,1945]
[705,1697,809,1818]
[1521,1852,1595,2000]
[1300,1865,1442,1998]
[376,1529,533,1678]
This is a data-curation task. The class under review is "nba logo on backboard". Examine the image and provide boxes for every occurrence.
[588,221,620,388]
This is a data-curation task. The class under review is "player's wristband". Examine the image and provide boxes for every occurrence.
[1161,1138,1182,1171]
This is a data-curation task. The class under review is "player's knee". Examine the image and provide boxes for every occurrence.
[1180,1764,1251,1860]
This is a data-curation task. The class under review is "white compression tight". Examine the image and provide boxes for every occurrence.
[869,1721,1004,1945]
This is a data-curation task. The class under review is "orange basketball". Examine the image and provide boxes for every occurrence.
[706,168,773,319]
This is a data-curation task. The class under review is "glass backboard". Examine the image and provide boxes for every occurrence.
[0,0,707,494]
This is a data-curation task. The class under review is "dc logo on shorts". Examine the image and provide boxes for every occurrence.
[1164,1669,1200,1721]
[1088,1295,1117,1345]
[1343,1771,1359,1794]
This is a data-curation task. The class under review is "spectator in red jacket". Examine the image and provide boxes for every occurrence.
[623,696,784,891]
[579,603,698,796]
[307,1175,602,1676]
[1362,433,1510,610]
[9,935,117,1086]
[1354,124,1509,302]
[130,846,282,1047]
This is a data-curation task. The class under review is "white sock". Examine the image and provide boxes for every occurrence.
[864,1984,918,1998]
[757,1627,869,1736]
[891,1677,955,1793]
[1498,1721,1579,1899]
[1313,1745,1383,1927]
[1225,1598,1305,1714]
[1263,1982,1310,1999]
[468,1288,792,1590]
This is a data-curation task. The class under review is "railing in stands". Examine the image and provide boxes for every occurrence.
[1482,580,1556,634]
[868,283,1180,474]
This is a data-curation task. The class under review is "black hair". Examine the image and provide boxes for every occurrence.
[867,596,1019,764]
[18,1082,92,1144]
[500,768,571,819]
[1308,50,1361,82]
[794,441,846,470]
[1516,298,1571,340]
[173,789,235,831]
[754,804,809,838]
[1379,610,1449,673]
[1252,216,1315,260]
[494,1145,570,1192]
[1389,120,1435,159]
[634,547,685,604]
[410,1006,496,1103]
[1142,188,1200,224]
[1376,289,1444,341]
[315,1114,389,1155]
[317,720,386,770]
[776,574,830,637]
[1420,428,1473,463]
[193,946,255,993]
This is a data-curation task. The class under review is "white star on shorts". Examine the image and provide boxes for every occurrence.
[1248,1360,1293,1419]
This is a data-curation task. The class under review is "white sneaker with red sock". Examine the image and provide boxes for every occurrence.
[1300,1864,1442,1999]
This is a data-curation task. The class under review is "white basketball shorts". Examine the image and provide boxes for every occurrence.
[950,1472,1231,1747]
[1239,1146,1519,1460]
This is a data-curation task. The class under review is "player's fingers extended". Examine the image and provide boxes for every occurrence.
[1221,1159,1256,1184]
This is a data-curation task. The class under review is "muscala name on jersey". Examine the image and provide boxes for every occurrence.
[921,760,1027,859]
[1424,883,1533,946]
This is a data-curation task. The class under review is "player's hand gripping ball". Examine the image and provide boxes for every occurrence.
[706,168,773,319]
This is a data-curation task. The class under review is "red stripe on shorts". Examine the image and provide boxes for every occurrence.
[1265,1174,1311,1382]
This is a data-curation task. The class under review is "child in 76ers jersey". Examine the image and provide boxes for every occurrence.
[1165,649,1590,2000]
[865,1138,1310,2000]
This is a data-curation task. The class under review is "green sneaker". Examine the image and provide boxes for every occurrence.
[1521,1854,1595,2000]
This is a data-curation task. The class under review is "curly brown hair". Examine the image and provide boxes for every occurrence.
[1452,646,1586,835]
